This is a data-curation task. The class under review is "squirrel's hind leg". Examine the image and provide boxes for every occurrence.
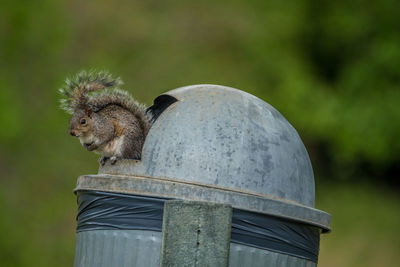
[99,156,109,166]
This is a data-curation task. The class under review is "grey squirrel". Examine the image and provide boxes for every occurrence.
[59,70,151,165]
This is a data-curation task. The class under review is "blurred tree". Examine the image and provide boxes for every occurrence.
[297,0,400,181]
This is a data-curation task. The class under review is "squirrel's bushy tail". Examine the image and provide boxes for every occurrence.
[59,70,123,114]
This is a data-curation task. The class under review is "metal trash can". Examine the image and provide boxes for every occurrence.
[74,84,331,267]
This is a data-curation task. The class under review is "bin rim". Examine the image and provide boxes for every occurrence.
[74,173,331,232]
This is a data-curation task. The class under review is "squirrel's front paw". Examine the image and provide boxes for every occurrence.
[99,156,109,166]
[109,156,119,165]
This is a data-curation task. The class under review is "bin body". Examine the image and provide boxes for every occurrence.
[74,85,330,266]
[74,231,316,267]
[74,230,161,267]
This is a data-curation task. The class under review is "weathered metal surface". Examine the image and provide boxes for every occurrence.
[99,84,316,207]
[229,243,316,267]
[74,229,315,267]
[160,200,232,267]
[74,230,161,267]
[75,174,331,231]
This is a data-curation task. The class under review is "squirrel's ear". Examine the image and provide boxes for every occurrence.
[85,107,93,117]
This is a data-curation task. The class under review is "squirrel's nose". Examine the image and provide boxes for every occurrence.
[69,129,77,136]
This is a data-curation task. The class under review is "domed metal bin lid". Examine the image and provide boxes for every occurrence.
[76,84,331,232]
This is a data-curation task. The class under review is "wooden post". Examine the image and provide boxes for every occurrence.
[160,200,232,267]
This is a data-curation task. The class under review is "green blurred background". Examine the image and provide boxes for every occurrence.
[1,0,399,266]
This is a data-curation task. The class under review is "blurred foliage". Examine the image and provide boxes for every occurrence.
[0,0,399,266]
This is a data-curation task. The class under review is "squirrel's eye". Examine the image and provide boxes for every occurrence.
[80,119,86,125]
